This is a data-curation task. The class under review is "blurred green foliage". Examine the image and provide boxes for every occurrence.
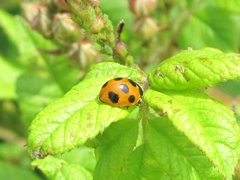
[0,0,240,179]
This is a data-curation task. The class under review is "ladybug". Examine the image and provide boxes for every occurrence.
[99,77,143,107]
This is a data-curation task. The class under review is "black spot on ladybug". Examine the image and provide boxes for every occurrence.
[128,79,137,87]
[128,95,135,103]
[114,77,122,81]
[119,84,129,94]
[108,91,119,103]
[102,81,108,88]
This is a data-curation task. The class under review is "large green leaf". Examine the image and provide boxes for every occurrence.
[179,8,239,52]
[0,56,23,99]
[94,119,138,180]
[144,89,240,179]
[149,48,240,90]
[31,156,92,180]
[27,62,145,158]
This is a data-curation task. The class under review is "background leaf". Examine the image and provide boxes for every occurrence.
[218,79,240,98]
[0,160,41,180]
[179,8,239,52]
[0,10,46,68]
[214,0,240,13]
[58,146,96,174]
[0,56,23,99]
[16,73,64,134]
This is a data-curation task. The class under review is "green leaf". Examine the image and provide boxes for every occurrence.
[94,119,138,180]
[144,89,240,179]
[56,163,92,180]
[31,156,92,180]
[119,144,170,180]
[0,161,41,180]
[214,0,240,13]
[0,56,23,99]
[16,73,64,134]
[147,118,222,180]
[149,48,240,90]
[179,8,239,52]
[85,62,146,83]
[58,146,96,173]
[27,76,131,158]
[32,156,65,179]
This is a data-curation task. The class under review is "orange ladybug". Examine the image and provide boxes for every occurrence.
[99,77,143,107]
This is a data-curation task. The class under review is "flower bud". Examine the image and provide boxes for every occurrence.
[31,6,52,38]
[129,0,157,17]
[21,2,42,23]
[68,42,99,69]
[52,13,83,46]
[135,17,159,40]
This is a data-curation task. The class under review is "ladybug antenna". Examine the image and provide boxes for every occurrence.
[117,20,125,43]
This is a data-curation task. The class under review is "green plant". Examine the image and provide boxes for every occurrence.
[27,48,240,180]
[1,0,240,180]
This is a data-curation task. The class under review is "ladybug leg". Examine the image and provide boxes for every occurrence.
[136,99,142,106]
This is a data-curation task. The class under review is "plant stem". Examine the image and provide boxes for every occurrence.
[66,0,137,67]
[139,101,149,142]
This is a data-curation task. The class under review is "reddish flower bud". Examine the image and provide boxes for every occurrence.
[69,42,99,69]
[52,13,84,46]
[129,0,157,17]
[31,6,52,38]
[134,17,159,40]
[21,2,42,23]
